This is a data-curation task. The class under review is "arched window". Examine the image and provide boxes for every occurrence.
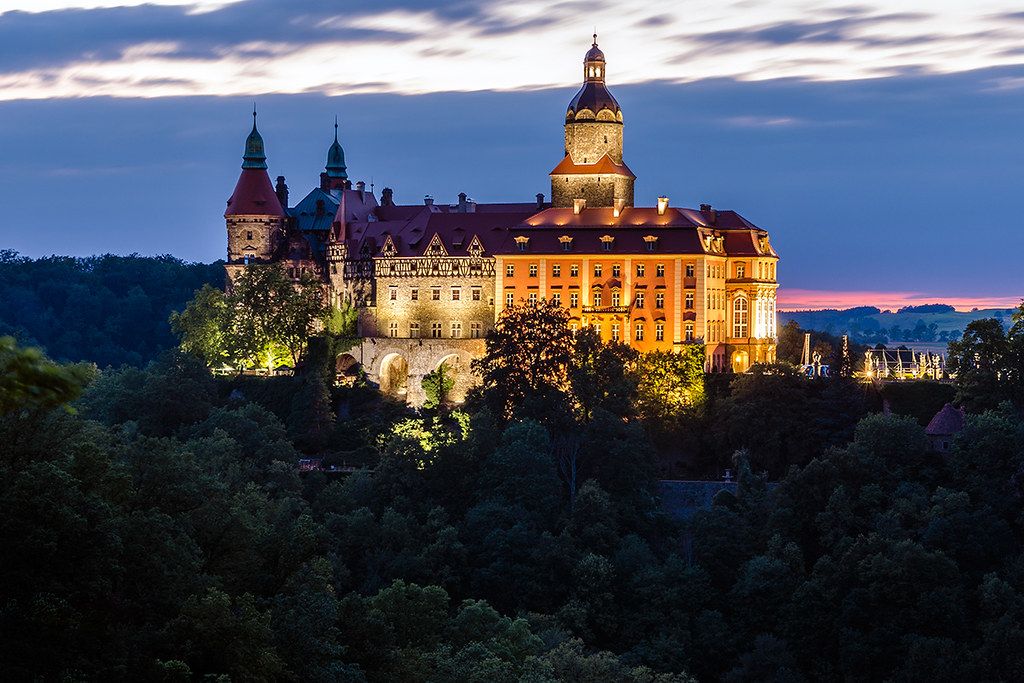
[733,296,748,339]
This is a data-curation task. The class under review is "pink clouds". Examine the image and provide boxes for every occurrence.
[778,288,1023,312]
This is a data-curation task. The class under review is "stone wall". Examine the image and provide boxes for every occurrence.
[564,121,623,164]
[551,173,634,208]
[226,215,284,263]
[352,337,486,406]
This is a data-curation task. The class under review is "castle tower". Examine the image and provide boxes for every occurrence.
[550,35,635,209]
[320,117,350,193]
[225,108,285,277]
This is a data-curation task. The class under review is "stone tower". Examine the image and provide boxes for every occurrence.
[225,108,286,280]
[550,35,635,209]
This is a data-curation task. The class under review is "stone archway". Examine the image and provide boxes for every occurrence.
[335,353,360,385]
[429,352,475,405]
[379,353,410,399]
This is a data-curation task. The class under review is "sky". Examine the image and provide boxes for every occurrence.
[0,0,1022,310]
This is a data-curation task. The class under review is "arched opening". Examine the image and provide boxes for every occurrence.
[379,353,409,400]
[732,350,750,374]
[335,353,360,386]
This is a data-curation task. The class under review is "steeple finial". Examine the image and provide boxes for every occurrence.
[325,117,348,180]
[334,115,339,141]
[242,105,268,170]
[593,30,597,46]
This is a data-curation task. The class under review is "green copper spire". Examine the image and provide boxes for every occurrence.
[325,116,347,179]
[242,105,268,170]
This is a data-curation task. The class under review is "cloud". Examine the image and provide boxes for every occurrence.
[1,1,1024,100]
[778,289,1023,312]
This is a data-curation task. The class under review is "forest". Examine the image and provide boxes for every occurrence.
[2,255,1024,681]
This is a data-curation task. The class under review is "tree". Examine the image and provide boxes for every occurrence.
[169,284,230,368]
[471,299,575,424]
[0,337,91,415]
[422,362,455,410]
[634,347,705,423]
[948,317,1012,412]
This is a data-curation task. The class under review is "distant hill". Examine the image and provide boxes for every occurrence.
[0,251,222,367]
[779,304,1016,345]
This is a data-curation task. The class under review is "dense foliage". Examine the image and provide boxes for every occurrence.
[171,264,336,371]
[0,251,222,367]
[4,300,1024,680]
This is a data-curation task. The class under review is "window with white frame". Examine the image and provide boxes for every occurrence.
[471,322,482,338]
[611,323,620,341]
[529,263,538,277]
[552,264,561,277]
[656,323,664,341]
[528,292,537,304]
[612,291,621,306]
[635,322,644,341]
[656,292,664,309]
[389,322,398,337]
[570,292,579,308]
[733,296,748,338]
[636,263,646,277]
[506,292,514,307]
[410,322,420,337]
[431,322,442,338]
[634,292,645,308]
[656,263,665,277]
[552,292,561,306]
[685,292,694,309]
[451,321,462,338]
[594,263,603,277]
[506,264,514,277]
[570,264,579,277]
[685,323,694,341]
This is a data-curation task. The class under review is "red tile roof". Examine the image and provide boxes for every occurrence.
[225,168,285,217]
[550,153,635,178]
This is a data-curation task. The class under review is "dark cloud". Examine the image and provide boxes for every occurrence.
[635,14,673,29]
[0,0,492,74]
[685,13,934,50]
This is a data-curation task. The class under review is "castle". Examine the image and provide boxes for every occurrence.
[225,37,779,404]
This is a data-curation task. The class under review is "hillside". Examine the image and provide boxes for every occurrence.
[779,304,1017,345]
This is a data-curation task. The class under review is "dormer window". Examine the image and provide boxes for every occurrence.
[514,235,530,252]
[643,235,658,252]
[600,235,614,251]
[559,235,573,251]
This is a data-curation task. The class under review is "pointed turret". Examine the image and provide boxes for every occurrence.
[326,117,347,179]
[225,107,286,275]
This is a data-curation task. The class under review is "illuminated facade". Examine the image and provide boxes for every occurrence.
[223,37,779,387]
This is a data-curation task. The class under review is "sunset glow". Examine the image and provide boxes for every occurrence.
[778,289,1023,312]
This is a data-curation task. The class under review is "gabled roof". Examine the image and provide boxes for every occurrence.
[550,153,635,178]
[925,403,966,437]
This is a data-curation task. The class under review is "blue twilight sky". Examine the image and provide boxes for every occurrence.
[0,0,1022,309]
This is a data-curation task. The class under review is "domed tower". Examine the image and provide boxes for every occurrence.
[550,35,635,209]
[225,108,285,278]
[320,117,350,193]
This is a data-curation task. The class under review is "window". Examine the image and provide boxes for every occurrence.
[389,287,397,301]
[562,241,572,252]
[570,264,579,277]
[451,321,462,338]
[646,240,655,252]
[472,288,481,301]
[506,292,515,307]
[733,297,749,338]
[612,264,621,278]
[593,291,602,306]
[570,292,579,308]
[594,263,603,277]
[656,323,665,341]
[636,263,646,277]
[246,230,253,240]
[432,288,441,301]
[602,241,612,252]
[410,322,420,337]
[471,322,482,338]
[552,292,561,306]
[517,241,527,252]
[528,292,537,304]
[552,264,561,277]
[611,323,620,341]
[411,288,419,301]
[634,292,645,308]
[635,322,644,341]
[656,264,665,277]
[685,264,694,278]
[506,264,515,277]
[685,323,694,341]
[612,291,621,306]
[570,322,578,332]
[431,322,442,338]
[529,263,538,277]
[452,288,461,301]
[685,293,694,310]
[389,322,398,337]
[656,292,664,309]
[736,263,746,278]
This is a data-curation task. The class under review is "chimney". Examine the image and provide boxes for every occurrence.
[613,197,626,218]
[573,198,586,215]
[657,196,669,215]
[700,203,717,225]
[535,193,545,209]
[355,181,365,192]
[458,192,468,213]
[315,198,325,216]
[275,176,289,208]
[424,195,434,206]
[381,187,395,207]
[319,171,329,191]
